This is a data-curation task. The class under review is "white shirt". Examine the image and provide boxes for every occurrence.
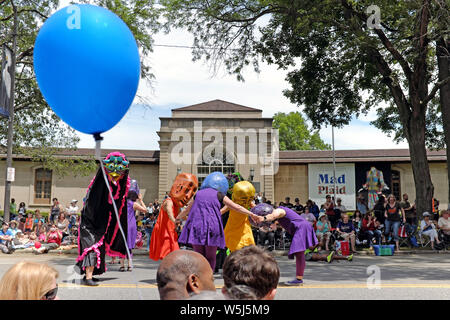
[67,205,79,215]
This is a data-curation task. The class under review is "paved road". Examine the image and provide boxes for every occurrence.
[1,252,450,300]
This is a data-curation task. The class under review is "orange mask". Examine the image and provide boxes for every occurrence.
[169,173,198,207]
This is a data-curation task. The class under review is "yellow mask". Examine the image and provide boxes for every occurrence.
[231,181,256,209]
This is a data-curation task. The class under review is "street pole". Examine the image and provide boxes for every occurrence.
[3,1,17,223]
[332,126,336,205]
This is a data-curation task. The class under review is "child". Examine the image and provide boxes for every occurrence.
[24,213,34,235]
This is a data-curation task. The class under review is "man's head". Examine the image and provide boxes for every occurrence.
[285,197,290,203]
[403,193,408,201]
[2,222,9,232]
[342,213,349,223]
[156,250,215,300]
[442,210,449,219]
[222,245,279,300]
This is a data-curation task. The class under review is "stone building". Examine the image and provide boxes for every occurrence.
[0,99,448,213]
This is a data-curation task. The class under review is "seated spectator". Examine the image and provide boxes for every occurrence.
[421,212,442,250]
[24,213,34,235]
[33,210,45,235]
[306,200,320,219]
[0,261,59,300]
[56,213,70,238]
[222,245,279,300]
[336,213,356,253]
[362,213,382,245]
[258,223,276,251]
[335,198,347,214]
[0,222,14,254]
[316,213,331,251]
[8,220,20,239]
[156,250,216,300]
[300,207,316,226]
[13,231,35,249]
[438,210,450,238]
[32,224,62,254]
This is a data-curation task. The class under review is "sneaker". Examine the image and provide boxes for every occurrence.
[347,254,353,262]
[327,251,335,263]
[285,279,303,286]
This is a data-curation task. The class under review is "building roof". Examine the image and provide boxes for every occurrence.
[278,149,447,163]
[1,149,160,164]
[2,148,446,164]
[172,99,262,112]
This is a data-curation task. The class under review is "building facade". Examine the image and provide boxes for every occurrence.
[0,100,448,212]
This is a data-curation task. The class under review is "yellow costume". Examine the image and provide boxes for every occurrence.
[224,181,256,252]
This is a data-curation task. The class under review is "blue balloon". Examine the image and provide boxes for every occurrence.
[33,4,140,135]
[200,172,229,194]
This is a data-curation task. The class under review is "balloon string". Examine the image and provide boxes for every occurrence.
[94,135,144,300]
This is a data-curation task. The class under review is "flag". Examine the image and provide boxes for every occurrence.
[0,45,13,118]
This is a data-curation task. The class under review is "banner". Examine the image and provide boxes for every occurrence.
[308,163,356,210]
[0,45,13,118]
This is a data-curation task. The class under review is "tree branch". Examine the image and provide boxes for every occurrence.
[423,76,450,105]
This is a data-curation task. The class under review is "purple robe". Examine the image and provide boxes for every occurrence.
[278,206,318,259]
[178,188,226,248]
[127,199,137,250]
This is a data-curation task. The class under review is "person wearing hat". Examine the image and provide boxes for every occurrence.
[8,221,20,239]
[0,222,14,254]
[420,212,442,250]
[67,200,79,231]
[316,213,331,251]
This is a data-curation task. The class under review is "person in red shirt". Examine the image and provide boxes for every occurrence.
[362,213,382,245]
[32,224,62,254]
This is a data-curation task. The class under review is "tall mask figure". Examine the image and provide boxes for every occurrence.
[75,152,130,286]
[149,173,198,261]
[363,166,387,210]
[223,181,256,252]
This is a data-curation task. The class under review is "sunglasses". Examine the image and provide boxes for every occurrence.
[43,285,58,300]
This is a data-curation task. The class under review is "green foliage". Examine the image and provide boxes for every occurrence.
[272,112,331,150]
[0,0,159,176]
[158,0,447,147]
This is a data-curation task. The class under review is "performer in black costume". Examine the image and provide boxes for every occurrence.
[75,152,130,286]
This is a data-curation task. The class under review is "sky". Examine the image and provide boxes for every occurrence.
[57,1,409,152]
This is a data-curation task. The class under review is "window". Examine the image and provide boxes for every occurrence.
[34,168,52,204]
[197,149,235,186]
[391,170,401,201]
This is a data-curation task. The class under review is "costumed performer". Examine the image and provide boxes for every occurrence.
[251,203,318,286]
[119,179,147,272]
[76,152,130,286]
[177,172,260,271]
[223,180,256,252]
[149,173,198,261]
[363,166,387,210]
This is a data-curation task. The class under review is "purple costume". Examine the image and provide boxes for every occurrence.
[127,199,137,251]
[178,188,226,248]
[278,206,318,259]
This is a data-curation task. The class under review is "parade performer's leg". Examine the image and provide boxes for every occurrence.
[295,251,306,280]
[204,245,218,271]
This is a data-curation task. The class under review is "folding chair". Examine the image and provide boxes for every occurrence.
[398,224,410,248]
[418,223,431,248]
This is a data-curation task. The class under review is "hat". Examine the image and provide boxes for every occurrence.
[9,220,17,226]
[319,212,327,219]
[423,212,431,217]
[71,199,78,203]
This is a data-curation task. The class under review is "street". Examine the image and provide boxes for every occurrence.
[1,252,450,300]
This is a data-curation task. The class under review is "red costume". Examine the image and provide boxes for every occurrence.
[149,173,198,261]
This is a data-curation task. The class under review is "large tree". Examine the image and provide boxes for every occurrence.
[0,0,159,174]
[273,111,331,150]
[159,0,450,214]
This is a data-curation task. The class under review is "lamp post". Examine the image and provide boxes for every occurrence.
[249,168,255,182]
[332,126,337,205]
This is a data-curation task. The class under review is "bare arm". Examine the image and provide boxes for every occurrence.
[220,205,229,215]
[133,202,148,214]
[176,199,194,221]
[263,208,287,222]
[222,196,259,220]
[163,199,177,224]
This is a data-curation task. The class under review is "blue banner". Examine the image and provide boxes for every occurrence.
[0,45,13,118]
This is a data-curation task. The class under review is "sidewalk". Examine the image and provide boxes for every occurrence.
[8,246,450,256]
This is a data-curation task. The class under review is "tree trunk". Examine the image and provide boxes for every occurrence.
[405,112,434,216]
[437,37,450,205]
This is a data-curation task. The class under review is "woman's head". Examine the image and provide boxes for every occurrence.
[49,224,57,232]
[0,262,59,300]
[34,209,40,216]
[128,190,138,202]
[354,210,362,218]
[19,202,25,208]
[2,222,9,232]
[27,212,33,218]
[387,194,397,204]
[58,213,65,221]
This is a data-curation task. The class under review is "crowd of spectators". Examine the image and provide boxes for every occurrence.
[0,198,80,255]
[251,193,450,254]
